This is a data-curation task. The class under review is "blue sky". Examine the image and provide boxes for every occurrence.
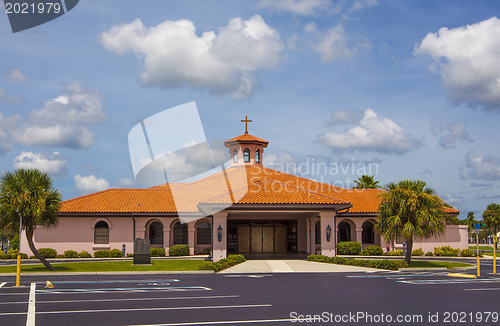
[1,0,500,218]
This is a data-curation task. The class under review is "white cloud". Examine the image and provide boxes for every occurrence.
[330,109,364,124]
[13,151,66,176]
[100,16,285,98]
[461,152,500,180]
[6,69,27,84]
[415,17,500,110]
[348,0,378,13]
[256,0,332,15]
[74,174,110,194]
[0,111,17,155]
[431,119,473,148]
[116,178,136,187]
[304,23,353,62]
[317,109,422,154]
[443,194,463,205]
[13,81,105,149]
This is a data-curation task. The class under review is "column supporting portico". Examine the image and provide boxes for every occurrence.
[212,211,228,262]
[320,211,336,256]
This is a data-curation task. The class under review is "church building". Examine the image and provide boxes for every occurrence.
[21,119,468,261]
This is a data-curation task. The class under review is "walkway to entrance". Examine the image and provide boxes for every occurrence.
[219,260,380,273]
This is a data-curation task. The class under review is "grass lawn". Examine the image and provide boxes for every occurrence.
[469,245,494,250]
[408,260,472,269]
[0,259,207,273]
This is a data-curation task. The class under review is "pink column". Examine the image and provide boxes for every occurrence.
[320,211,336,256]
[306,217,311,255]
[212,211,228,262]
[163,229,170,256]
[356,227,363,245]
[188,224,196,256]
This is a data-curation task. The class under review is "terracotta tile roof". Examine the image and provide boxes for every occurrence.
[224,133,269,147]
[59,164,459,216]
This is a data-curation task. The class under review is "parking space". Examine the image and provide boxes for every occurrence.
[0,276,287,326]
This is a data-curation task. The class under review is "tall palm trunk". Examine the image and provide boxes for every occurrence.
[25,225,55,271]
[405,237,413,265]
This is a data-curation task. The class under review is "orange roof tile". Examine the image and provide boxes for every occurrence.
[224,133,269,147]
[59,164,459,216]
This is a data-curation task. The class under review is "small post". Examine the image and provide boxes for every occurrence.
[122,243,126,258]
[16,214,22,287]
[493,235,497,274]
[476,227,480,277]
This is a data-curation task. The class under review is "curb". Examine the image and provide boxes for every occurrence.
[399,265,476,272]
[0,270,214,276]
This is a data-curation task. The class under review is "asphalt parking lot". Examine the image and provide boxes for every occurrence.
[1,266,500,326]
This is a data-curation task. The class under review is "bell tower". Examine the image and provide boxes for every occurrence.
[224,116,269,167]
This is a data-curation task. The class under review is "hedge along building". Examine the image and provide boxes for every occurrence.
[21,125,468,260]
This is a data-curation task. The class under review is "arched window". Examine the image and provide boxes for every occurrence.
[243,148,250,162]
[173,222,188,245]
[256,149,260,163]
[197,221,211,244]
[337,222,351,243]
[94,221,109,244]
[315,221,321,244]
[362,221,374,244]
[233,149,238,163]
[149,221,164,245]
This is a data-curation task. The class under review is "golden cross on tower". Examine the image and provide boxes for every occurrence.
[241,116,252,134]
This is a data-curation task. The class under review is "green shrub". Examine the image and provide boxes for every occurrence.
[29,255,36,259]
[5,249,28,259]
[56,254,64,258]
[79,251,92,258]
[425,251,434,256]
[10,234,19,250]
[64,250,79,258]
[383,250,403,256]
[108,249,123,258]
[150,248,166,257]
[169,245,190,256]
[307,254,333,263]
[197,248,211,255]
[361,245,383,256]
[333,256,351,265]
[332,257,409,270]
[460,249,476,257]
[228,254,246,264]
[197,254,246,272]
[94,250,109,258]
[434,246,459,257]
[411,248,424,256]
[38,248,57,258]
[127,253,134,257]
[336,241,362,255]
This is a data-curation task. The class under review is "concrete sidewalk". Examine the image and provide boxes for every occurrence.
[219,260,380,274]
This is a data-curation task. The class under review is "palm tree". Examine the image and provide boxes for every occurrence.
[376,180,446,264]
[353,175,380,189]
[467,211,475,228]
[0,169,61,271]
[483,203,500,249]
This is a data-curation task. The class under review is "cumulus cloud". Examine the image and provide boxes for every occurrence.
[0,111,17,155]
[303,23,354,62]
[74,174,110,194]
[264,152,299,172]
[443,194,463,205]
[256,0,332,15]
[461,152,500,180]
[317,109,422,154]
[431,119,473,148]
[415,17,500,110]
[329,109,364,124]
[13,151,66,176]
[13,81,105,148]
[6,69,27,84]
[100,16,285,98]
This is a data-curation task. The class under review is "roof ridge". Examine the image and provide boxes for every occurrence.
[265,179,349,203]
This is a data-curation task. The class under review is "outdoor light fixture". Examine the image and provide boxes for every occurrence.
[326,225,331,242]
[217,225,223,242]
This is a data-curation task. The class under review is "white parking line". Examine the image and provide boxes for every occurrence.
[0,282,6,288]
[127,318,292,325]
[465,287,500,291]
[1,295,240,305]
[0,304,272,316]
[26,283,36,326]
[37,286,212,294]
